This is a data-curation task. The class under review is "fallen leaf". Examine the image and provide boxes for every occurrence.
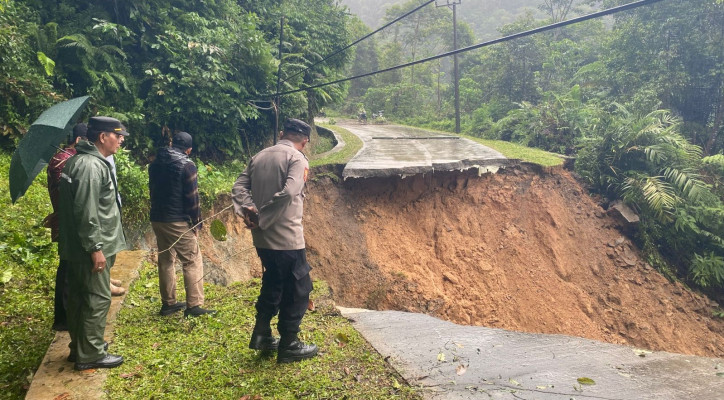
[308,300,315,311]
[456,364,467,376]
[536,385,548,390]
[1,268,13,284]
[210,219,227,241]
[437,352,446,362]
[120,372,138,379]
[52,393,71,400]
[343,366,351,375]
[577,377,596,385]
[144,282,154,288]
[152,342,160,350]
[509,378,521,386]
[335,332,349,344]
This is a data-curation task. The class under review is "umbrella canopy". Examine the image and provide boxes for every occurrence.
[9,96,90,203]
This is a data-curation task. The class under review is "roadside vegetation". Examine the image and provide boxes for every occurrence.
[105,262,419,399]
[310,124,365,167]
[0,153,56,399]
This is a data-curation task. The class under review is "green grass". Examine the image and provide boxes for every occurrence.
[309,124,364,168]
[311,133,335,156]
[0,153,57,400]
[105,262,420,399]
[311,122,563,168]
[464,137,565,167]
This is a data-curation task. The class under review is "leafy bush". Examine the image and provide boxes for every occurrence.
[0,152,57,399]
[575,105,724,290]
[114,148,150,234]
[690,252,724,288]
[0,0,59,149]
[195,159,244,210]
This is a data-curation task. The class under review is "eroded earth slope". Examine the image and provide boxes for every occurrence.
[304,165,724,358]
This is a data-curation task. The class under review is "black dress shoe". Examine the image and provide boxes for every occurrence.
[67,342,109,362]
[74,354,124,370]
[277,340,318,364]
[159,302,186,316]
[184,306,217,317]
[249,333,279,351]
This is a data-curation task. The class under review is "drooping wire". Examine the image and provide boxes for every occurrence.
[278,0,436,87]
[268,0,667,98]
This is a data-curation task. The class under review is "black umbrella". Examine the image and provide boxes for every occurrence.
[9,96,90,203]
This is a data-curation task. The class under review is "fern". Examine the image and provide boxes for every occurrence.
[690,252,724,288]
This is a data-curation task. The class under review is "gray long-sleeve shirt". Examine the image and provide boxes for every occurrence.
[232,140,309,250]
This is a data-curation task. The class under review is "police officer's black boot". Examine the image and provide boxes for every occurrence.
[249,315,279,351]
[277,333,318,364]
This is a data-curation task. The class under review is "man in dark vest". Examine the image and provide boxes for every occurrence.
[232,118,318,363]
[149,131,215,317]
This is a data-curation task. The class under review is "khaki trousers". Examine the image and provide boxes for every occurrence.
[152,221,204,308]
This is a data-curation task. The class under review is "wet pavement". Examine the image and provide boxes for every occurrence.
[335,120,509,179]
[338,308,724,400]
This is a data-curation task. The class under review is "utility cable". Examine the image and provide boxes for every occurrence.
[278,0,436,86]
[269,0,667,97]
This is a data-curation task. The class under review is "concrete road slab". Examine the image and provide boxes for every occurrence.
[336,121,509,179]
[338,308,723,400]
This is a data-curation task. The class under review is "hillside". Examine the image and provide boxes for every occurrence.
[301,165,724,358]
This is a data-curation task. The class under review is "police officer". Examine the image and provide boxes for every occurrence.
[58,116,127,370]
[232,118,318,363]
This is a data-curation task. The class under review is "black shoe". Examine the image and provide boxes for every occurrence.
[67,342,109,362]
[159,302,187,316]
[74,354,123,370]
[184,306,217,317]
[249,333,279,351]
[277,340,318,364]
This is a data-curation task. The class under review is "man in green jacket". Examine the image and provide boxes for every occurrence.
[58,116,128,370]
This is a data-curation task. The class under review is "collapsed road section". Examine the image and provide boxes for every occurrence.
[303,165,724,358]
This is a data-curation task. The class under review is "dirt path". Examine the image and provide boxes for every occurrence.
[304,165,724,358]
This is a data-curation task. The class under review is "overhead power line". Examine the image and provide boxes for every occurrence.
[279,0,436,86]
[270,0,667,98]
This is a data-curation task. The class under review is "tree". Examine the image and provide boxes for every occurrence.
[598,0,724,155]
[0,0,59,148]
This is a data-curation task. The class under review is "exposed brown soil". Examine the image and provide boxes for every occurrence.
[304,165,724,358]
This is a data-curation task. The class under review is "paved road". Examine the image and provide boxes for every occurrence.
[336,120,508,179]
[339,308,723,400]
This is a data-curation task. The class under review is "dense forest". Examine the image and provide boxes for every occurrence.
[0,0,351,160]
[2,0,724,293]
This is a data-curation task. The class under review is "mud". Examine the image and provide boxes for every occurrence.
[303,165,724,358]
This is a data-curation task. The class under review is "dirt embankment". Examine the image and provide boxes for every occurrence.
[304,165,724,358]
